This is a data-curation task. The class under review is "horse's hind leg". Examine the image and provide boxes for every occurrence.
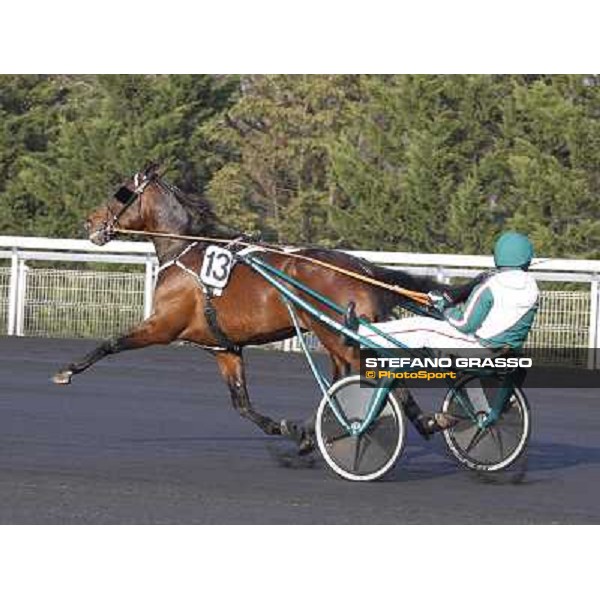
[215,350,282,436]
[331,353,352,381]
[277,350,352,456]
[53,314,178,385]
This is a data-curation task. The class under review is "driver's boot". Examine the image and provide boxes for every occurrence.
[398,389,458,439]
[419,412,460,435]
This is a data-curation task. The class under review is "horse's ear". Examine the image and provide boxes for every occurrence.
[143,162,161,179]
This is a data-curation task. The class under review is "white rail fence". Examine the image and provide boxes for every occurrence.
[1,236,599,368]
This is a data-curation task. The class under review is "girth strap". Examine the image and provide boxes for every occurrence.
[203,289,240,353]
[157,241,241,353]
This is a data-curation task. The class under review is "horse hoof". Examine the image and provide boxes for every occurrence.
[280,419,302,442]
[280,420,316,455]
[270,423,283,436]
[52,370,73,385]
[298,434,316,456]
[280,419,292,437]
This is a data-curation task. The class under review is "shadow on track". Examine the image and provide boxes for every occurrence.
[525,440,600,472]
[116,430,600,484]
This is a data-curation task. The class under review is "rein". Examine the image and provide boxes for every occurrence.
[112,226,431,306]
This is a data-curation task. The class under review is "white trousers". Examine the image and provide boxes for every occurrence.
[358,316,486,350]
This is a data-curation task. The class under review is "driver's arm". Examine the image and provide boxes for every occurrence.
[444,284,494,334]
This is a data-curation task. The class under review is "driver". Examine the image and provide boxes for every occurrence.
[357,231,539,435]
[359,231,539,352]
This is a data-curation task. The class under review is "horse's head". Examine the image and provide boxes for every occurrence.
[85,163,161,246]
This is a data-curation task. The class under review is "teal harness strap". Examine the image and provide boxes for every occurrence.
[282,296,330,395]
[281,297,354,432]
[240,256,380,349]
[242,255,414,352]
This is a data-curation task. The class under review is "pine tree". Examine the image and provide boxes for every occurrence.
[0,74,598,259]
[205,74,361,243]
[0,75,238,237]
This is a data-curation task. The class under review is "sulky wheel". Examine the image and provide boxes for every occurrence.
[441,375,531,472]
[315,375,405,482]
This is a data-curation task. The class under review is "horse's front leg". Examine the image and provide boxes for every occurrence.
[214,350,283,437]
[52,314,179,385]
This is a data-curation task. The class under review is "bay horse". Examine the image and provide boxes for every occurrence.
[53,164,478,452]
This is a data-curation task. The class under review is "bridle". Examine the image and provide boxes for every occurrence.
[91,171,153,244]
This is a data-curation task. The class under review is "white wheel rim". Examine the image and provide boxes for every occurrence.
[442,382,530,472]
[316,375,405,482]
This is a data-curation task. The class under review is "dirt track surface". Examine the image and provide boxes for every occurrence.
[0,337,599,524]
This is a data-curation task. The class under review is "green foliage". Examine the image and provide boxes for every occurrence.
[0,74,238,237]
[324,74,599,256]
[0,74,598,259]
[204,74,361,243]
[329,75,512,251]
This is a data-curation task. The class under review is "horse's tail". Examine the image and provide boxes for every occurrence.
[298,248,439,320]
[370,264,490,320]
[298,248,485,321]
[366,263,441,320]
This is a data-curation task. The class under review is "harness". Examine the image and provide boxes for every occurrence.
[156,239,253,353]
[104,170,244,353]
[104,168,431,353]
[156,241,200,282]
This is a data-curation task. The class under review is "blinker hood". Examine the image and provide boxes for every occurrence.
[114,186,136,204]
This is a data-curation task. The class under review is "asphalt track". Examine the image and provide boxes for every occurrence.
[0,337,599,524]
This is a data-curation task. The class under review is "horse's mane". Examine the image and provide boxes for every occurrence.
[156,178,223,236]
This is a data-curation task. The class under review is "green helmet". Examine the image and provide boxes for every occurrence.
[493,232,534,269]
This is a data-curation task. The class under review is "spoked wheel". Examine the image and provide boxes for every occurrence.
[441,376,531,472]
[315,375,405,482]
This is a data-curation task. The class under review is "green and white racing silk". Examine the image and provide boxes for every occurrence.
[444,270,539,349]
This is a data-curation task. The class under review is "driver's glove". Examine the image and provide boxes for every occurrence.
[427,290,452,313]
